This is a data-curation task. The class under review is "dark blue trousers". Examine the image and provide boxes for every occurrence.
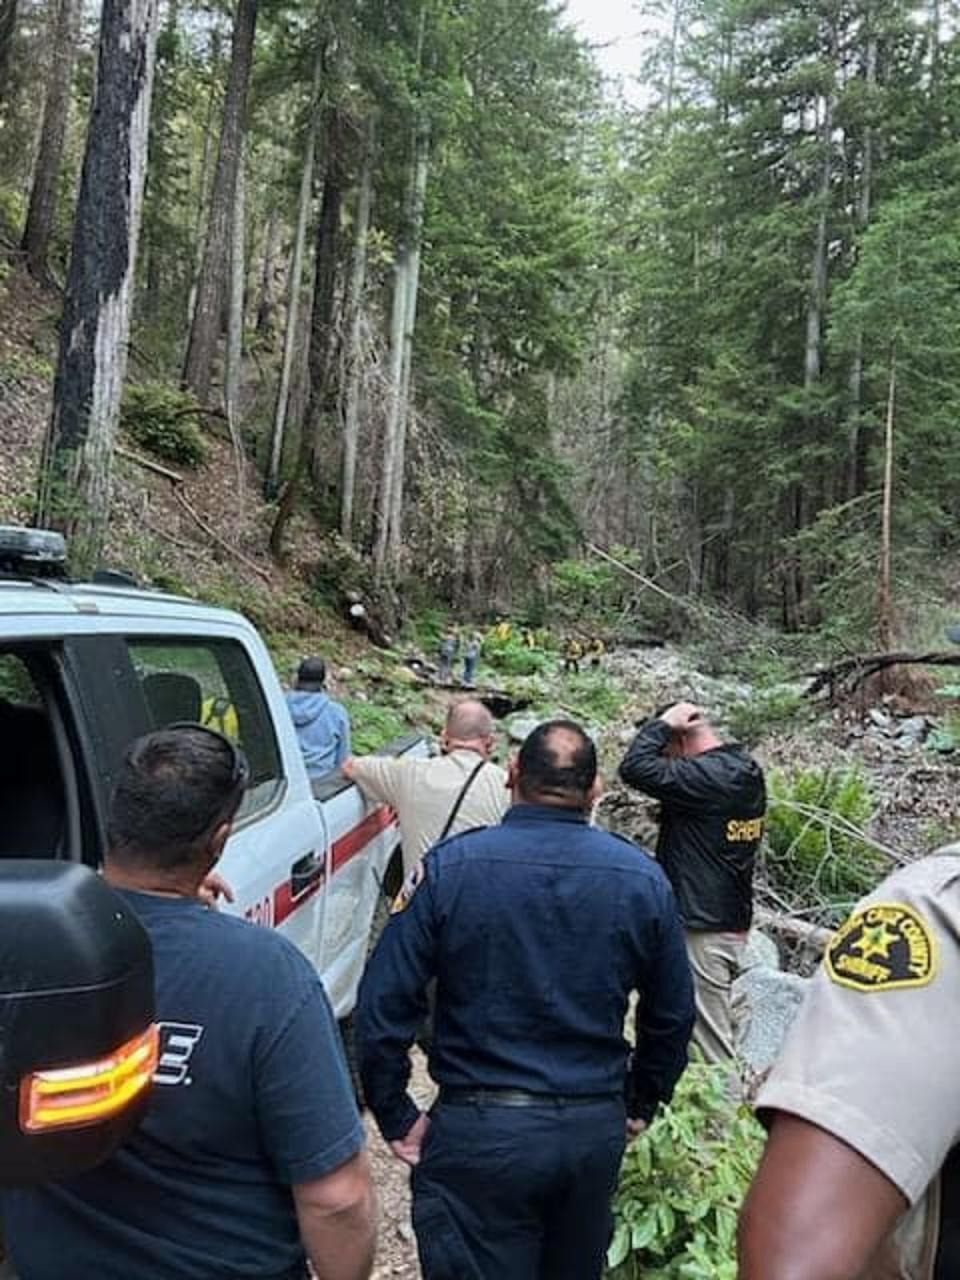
[411,1100,626,1280]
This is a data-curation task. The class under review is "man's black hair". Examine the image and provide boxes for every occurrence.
[107,726,247,870]
[517,719,597,804]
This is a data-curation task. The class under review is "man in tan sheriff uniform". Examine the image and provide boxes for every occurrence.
[738,846,960,1280]
[342,699,509,875]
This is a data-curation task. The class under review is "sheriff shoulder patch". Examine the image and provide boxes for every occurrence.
[826,901,937,993]
[390,862,425,915]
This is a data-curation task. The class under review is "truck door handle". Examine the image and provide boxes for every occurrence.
[290,852,325,899]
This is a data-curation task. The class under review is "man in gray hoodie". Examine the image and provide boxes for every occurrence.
[286,657,352,778]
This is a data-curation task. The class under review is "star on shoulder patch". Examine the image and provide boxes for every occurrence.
[826,902,937,992]
[390,862,425,915]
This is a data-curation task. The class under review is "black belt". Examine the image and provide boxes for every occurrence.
[439,1087,619,1108]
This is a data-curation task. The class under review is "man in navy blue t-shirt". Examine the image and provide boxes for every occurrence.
[2,725,375,1280]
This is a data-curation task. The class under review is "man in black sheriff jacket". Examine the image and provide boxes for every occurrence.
[619,701,766,1063]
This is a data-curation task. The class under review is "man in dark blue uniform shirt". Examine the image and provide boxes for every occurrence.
[356,719,694,1280]
[2,725,375,1280]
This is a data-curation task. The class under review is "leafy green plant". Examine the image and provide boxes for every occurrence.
[723,685,807,746]
[342,700,410,754]
[764,766,883,911]
[605,1062,763,1279]
[121,381,208,467]
[483,631,554,677]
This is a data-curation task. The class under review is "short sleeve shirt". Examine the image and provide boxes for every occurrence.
[2,891,364,1280]
[350,749,509,873]
[757,850,960,1280]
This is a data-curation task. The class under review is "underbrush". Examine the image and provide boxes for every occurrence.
[121,381,208,467]
[341,699,411,754]
[605,1062,763,1279]
[763,766,885,916]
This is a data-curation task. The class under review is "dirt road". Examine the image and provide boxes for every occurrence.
[368,1049,434,1279]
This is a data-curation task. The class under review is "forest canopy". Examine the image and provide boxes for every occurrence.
[1,0,958,644]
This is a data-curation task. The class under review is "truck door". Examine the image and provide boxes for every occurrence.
[120,637,326,965]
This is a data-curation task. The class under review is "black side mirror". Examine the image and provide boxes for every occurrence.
[0,862,155,1185]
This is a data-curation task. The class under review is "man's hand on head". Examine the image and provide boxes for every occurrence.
[660,702,703,734]
[389,1112,431,1168]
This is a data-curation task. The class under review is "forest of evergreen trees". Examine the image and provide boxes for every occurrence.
[0,0,958,643]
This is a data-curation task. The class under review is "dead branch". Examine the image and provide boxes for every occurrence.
[753,906,832,953]
[117,445,271,584]
[807,650,960,700]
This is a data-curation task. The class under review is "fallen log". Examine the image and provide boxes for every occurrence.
[754,906,833,954]
[806,650,960,699]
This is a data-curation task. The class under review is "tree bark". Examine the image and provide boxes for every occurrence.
[269,110,344,561]
[182,0,258,403]
[877,345,896,650]
[848,26,878,499]
[255,204,280,336]
[266,45,321,498]
[386,121,429,569]
[374,119,429,577]
[20,0,80,280]
[224,160,245,491]
[339,117,375,540]
[0,0,17,102]
[35,0,159,575]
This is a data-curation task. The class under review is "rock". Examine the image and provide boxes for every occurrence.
[895,715,929,745]
[733,967,809,1073]
[868,708,893,731]
[741,928,780,973]
[505,714,542,744]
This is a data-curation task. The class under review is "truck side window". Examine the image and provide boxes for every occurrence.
[128,639,284,822]
[0,652,68,858]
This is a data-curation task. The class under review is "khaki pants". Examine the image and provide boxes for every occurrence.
[684,930,746,1064]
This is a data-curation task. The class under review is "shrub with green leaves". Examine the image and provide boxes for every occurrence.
[605,1062,764,1279]
[723,685,807,746]
[121,381,209,468]
[764,766,883,911]
[483,631,554,677]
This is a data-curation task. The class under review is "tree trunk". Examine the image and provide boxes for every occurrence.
[20,0,80,280]
[848,27,877,499]
[268,111,344,561]
[877,345,896,650]
[386,121,429,569]
[266,46,321,499]
[339,117,375,540]
[35,0,159,575]
[255,204,279,336]
[182,0,258,403]
[373,120,429,576]
[224,159,245,492]
[0,0,17,102]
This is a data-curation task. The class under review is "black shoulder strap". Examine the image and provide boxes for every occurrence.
[438,759,487,843]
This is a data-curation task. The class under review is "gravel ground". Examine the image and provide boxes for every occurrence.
[368,1050,435,1280]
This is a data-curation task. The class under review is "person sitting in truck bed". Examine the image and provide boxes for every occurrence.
[285,656,352,778]
[342,699,509,876]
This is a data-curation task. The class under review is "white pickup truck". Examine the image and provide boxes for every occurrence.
[0,528,423,1030]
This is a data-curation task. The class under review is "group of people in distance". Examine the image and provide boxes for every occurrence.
[3,654,958,1280]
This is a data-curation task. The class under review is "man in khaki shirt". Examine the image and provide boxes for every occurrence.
[342,700,509,875]
[738,847,960,1280]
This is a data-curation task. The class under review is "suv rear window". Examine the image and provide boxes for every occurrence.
[128,639,284,821]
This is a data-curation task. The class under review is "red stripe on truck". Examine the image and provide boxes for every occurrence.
[331,805,396,873]
[271,806,397,927]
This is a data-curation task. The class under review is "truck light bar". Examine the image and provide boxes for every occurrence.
[0,526,67,570]
[19,1025,159,1133]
